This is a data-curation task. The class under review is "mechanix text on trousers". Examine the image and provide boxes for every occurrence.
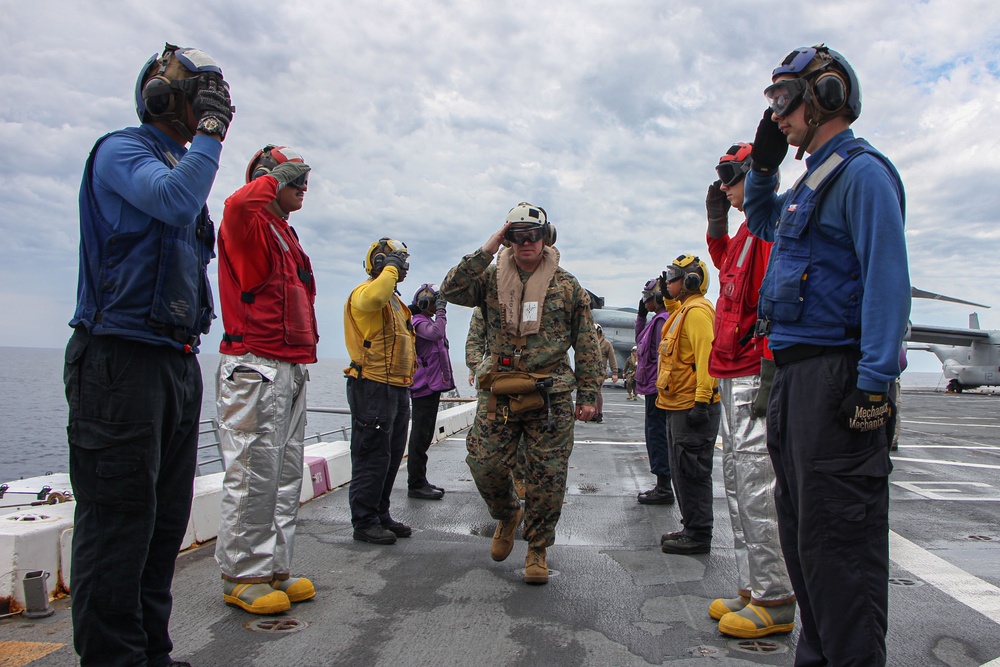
[466,391,575,548]
[666,403,721,544]
[215,353,308,582]
[65,328,200,667]
[767,349,890,667]
[407,391,442,489]
[347,377,410,528]
[718,375,794,605]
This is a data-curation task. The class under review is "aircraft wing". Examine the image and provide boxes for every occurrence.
[906,324,991,346]
[911,287,990,309]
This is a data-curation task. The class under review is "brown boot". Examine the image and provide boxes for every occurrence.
[490,506,524,562]
[524,546,549,585]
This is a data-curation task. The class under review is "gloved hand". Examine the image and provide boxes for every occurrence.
[706,180,731,239]
[384,250,409,281]
[659,271,671,301]
[269,161,311,190]
[686,401,710,427]
[435,293,448,312]
[750,108,788,174]
[193,73,234,140]
[751,358,776,420]
[837,388,892,432]
[637,298,648,319]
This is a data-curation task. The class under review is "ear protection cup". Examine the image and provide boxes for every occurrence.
[684,271,702,292]
[812,71,847,112]
[543,223,557,246]
[368,237,390,275]
[251,165,271,180]
[141,75,175,116]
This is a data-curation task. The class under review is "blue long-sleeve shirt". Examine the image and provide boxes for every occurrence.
[743,129,910,393]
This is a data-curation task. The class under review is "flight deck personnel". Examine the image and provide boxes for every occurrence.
[744,44,908,666]
[704,142,795,639]
[635,277,677,505]
[344,238,417,545]
[406,283,456,500]
[215,145,318,615]
[656,255,721,555]
[440,202,602,585]
[624,346,638,400]
[593,324,618,423]
[64,43,232,667]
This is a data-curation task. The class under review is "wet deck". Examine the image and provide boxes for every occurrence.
[2,387,1000,666]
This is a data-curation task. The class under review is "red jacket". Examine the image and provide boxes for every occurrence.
[217,177,318,364]
[706,221,771,378]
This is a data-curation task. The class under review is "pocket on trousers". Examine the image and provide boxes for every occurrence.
[69,417,152,512]
[676,437,713,480]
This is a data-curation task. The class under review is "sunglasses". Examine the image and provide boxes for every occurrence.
[505,227,544,245]
[715,160,749,187]
[764,78,809,117]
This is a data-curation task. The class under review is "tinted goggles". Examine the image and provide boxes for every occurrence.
[715,160,749,187]
[504,226,544,245]
[288,171,309,188]
[764,78,808,117]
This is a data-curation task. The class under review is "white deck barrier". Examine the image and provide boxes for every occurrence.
[0,401,476,609]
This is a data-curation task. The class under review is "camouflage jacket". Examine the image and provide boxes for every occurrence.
[441,247,602,405]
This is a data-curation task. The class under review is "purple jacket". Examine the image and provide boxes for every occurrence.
[411,310,456,398]
[634,310,670,396]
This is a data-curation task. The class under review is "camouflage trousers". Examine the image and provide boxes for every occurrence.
[466,391,575,548]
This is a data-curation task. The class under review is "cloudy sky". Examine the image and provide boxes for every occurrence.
[2,0,999,373]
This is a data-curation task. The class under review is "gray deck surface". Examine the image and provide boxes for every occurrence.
[2,387,1000,666]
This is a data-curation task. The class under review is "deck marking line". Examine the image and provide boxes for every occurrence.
[906,420,1000,429]
[890,457,1000,471]
[889,530,1000,626]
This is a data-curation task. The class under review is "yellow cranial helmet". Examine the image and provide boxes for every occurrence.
[364,237,408,276]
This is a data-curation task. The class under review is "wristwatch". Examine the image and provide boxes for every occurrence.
[197,116,225,138]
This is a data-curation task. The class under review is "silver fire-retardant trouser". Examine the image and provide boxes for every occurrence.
[718,375,794,604]
[215,353,308,583]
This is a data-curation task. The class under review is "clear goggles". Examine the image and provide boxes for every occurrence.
[663,265,684,283]
[715,160,750,187]
[764,77,809,117]
[504,226,544,245]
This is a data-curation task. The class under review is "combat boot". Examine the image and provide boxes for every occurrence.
[637,475,674,505]
[524,546,549,585]
[490,506,524,562]
[718,600,796,638]
[513,477,527,500]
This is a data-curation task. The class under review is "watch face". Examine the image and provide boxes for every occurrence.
[199,117,222,135]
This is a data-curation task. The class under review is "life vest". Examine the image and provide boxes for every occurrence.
[217,215,318,364]
[71,126,214,351]
[759,138,904,343]
[656,295,718,409]
[344,289,416,387]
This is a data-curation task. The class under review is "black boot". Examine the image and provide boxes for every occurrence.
[638,474,674,505]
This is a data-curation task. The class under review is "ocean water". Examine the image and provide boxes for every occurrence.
[0,345,946,481]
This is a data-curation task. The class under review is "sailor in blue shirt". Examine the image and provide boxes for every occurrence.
[64,43,233,667]
[742,45,908,666]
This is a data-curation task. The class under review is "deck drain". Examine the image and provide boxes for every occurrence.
[730,638,788,655]
[245,618,309,634]
[968,535,994,542]
[577,484,598,493]
[888,577,924,587]
[686,645,721,657]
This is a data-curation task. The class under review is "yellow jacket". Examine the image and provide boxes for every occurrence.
[655,294,719,410]
[343,266,416,386]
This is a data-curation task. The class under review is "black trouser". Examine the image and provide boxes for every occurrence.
[665,402,721,543]
[407,391,442,489]
[768,348,890,666]
[644,393,671,478]
[347,377,410,527]
[64,328,200,667]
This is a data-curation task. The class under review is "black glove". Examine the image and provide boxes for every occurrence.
[637,298,648,319]
[193,73,234,140]
[435,293,448,312]
[659,271,672,301]
[706,180,731,239]
[269,161,311,190]
[751,358,776,420]
[750,108,788,174]
[837,388,892,432]
[384,250,409,282]
[686,401,710,427]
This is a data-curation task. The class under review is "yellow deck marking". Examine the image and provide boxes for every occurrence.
[0,641,66,667]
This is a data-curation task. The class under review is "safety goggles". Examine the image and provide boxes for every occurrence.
[288,172,309,189]
[715,160,750,187]
[663,266,684,283]
[764,77,809,117]
[504,226,544,245]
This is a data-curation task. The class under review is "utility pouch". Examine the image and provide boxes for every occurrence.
[491,372,546,414]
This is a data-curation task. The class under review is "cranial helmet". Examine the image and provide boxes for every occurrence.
[135,43,224,140]
[641,277,662,301]
[595,323,604,335]
[503,202,557,246]
[412,283,439,310]
[246,145,306,185]
[665,254,709,295]
[716,142,753,186]
[771,44,861,120]
[364,237,408,276]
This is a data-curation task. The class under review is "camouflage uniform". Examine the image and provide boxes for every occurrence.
[624,351,638,398]
[441,248,602,548]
